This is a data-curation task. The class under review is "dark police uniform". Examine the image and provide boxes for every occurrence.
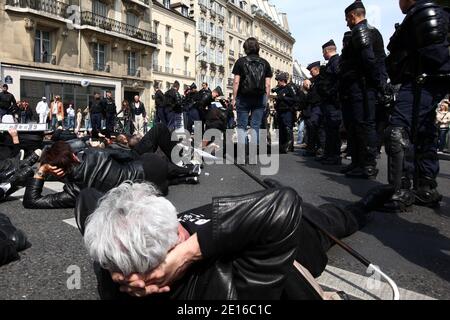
[317,42,342,164]
[0,89,17,122]
[384,0,450,210]
[273,73,298,153]
[154,89,167,125]
[89,98,105,136]
[339,4,387,178]
[304,63,326,157]
[164,87,183,131]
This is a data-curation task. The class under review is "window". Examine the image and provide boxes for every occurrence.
[34,30,51,63]
[92,0,107,17]
[199,18,205,32]
[165,52,171,72]
[238,40,243,54]
[153,21,159,34]
[128,51,137,76]
[184,32,189,44]
[181,6,188,17]
[127,12,138,27]
[184,57,189,73]
[152,50,159,69]
[209,22,215,36]
[237,17,242,32]
[163,0,171,9]
[93,43,105,71]
[246,21,251,35]
[228,11,233,29]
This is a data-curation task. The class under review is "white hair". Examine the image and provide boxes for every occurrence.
[84,182,179,276]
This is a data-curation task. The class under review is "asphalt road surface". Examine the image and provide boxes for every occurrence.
[0,150,449,300]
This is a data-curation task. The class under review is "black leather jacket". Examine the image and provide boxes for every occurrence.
[171,187,303,300]
[23,148,145,209]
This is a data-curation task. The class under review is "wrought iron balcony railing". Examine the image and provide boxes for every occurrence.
[81,11,157,44]
[94,63,110,72]
[35,54,57,64]
[6,0,70,18]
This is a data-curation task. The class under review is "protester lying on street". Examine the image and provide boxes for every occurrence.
[0,213,29,267]
[22,141,171,210]
[0,128,44,161]
[76,181,395,300]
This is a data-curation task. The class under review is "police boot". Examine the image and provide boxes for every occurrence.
[346,166,379,180]
[19,149,42,169]
[383,190,415,213]
[414,177,443,208]
[0,167,17,183]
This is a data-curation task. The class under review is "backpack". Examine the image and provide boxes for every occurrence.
[240,56,267,95]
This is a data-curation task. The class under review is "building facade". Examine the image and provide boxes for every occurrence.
[189,0,227,92]
[189,0,294,98]
[150,0,196,112]
[0,0,157,113]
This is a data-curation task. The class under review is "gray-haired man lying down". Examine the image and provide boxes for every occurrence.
[76,181,394,300]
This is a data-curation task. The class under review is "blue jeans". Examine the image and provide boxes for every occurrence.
[297,120,305,144]
[85,119,91,130]
[51,116,58,130]
[438,129,449,152]
[67,116,75,130]
[236,95,266,145]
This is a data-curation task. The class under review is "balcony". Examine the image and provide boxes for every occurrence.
[210,36,218,44]
[93,63,110,73]
[184,44,191,52]
[35,54,57,65]
[210,63,217,72]
[218,40,225,47]
[165,37,173,47]
[218,13,224,21]
[229,50,235,56]
[165,67,174,74]
[200,60,208,70]
[6,0,69,18]
[218,65,225,74]
[183,71,192,77]
[199,4,207,13]
[128,68,141,77]
[80,11,157,45]
[227,78,234,87]
[123,0,150,8]
[210,10,216,18]
[200,31,208,39]
[152,64,162,72]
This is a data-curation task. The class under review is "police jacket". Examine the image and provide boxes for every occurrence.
[89,99,104,114]
[196,90,214,114]
[339,19,387,90]
[155,90,165,109]
[23,148,145,209]
[0,92,16,111]
[274,84,298,112]
[164,88,183,113]
[386,0,450,84]
[316,55,340,103]
[101,98,117,114]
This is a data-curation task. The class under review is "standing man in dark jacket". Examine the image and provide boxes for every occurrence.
[102,91,117,138]
[89,92,105,137]
[154,84,166,125]
[303,62,325,157]
[319,40,343,165]
[383,0,450,212]
[273,72,298,154]
[0,84,17,123]
[164,81,183,131]
[339,1,388,179]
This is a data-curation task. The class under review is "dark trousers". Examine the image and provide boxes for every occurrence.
[0,109,8,123]
[389,83,444,181]
[305,105,325,152]
[323,104,342,158]
[184,108,201,134]
[155,107,167,125]
[438,129,449,152]
[341,83,378,167]
[90,113,103,135]
[105,113,116,138]
[277,111,294,152]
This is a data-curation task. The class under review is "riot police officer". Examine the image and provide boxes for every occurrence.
[164,81,183,131]
[383,0,450,212]
[318,40,343,165]
[339,1,388,179]
[273,72,298,154]
[303,62,326,157]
